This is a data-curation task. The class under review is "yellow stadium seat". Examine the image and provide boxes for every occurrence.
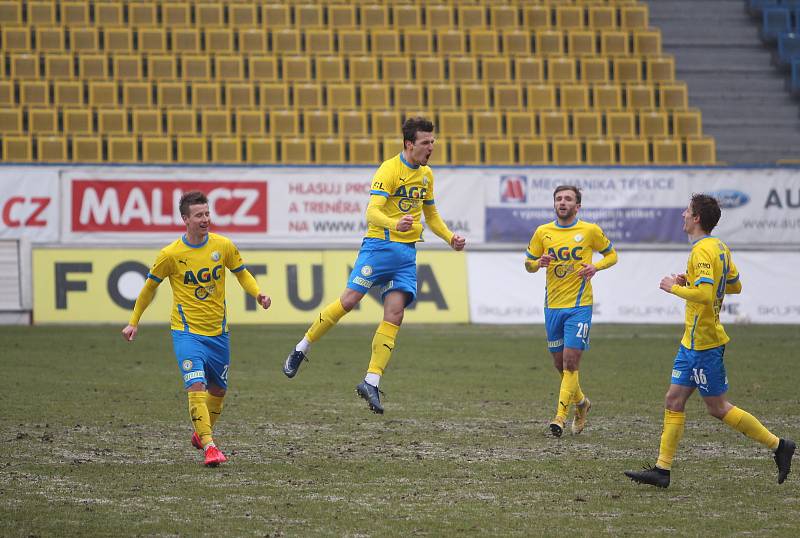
[113,55,142,80]
[593,84,622,110]
[213,56,243,80]
[296,4,323,28]
[202,110,232,136]
[458,5,487,29]
[211,137,242,164]
[426,5,455,29]
[292,83,323,109]
[473,111,503,138]
[206,29,235,54]
[177,137,207,164]
[138,28,167,53]
[64,109,92,134]
[149,55,177,80]
[381,136,403,160]
[519,138,549,164]
[507,112,536,138]
[485,139,515,165]
[449,57,478,82]
[371,111,402,137]
[304,110,334,136]
[470,29,499,55]
[639,110,669,137]
[315,56,345,82]
[438,111,469,136]
[100,109,129,134]
[2,136,32,162]
[129,2,156,26]
[35,26,65,52]
[494,84,524,110]
[326,83,357,108]
[652,138,682,164]
[329,5,357,28]
[601,30,629,56]
[11,53,39,79]
[0,108,23,133]
[536,30,565,56]
[104,28,134,53]
[383,57,412,80]
[107,136,138,163]
[556,6,584,29]
[427,83,457,109]
[614,58,642,83]
[395,84,424,109]
[72,136,102,163]
[20,81,50,106]
[568,30,596,56]
[163,3,191,27]
[483,57,512,81]
[71,27,99,52]
[192,83,222,107]
[626,85,655,110]
[236,110,266,136]
[167,109,197,135]
[349,138,380,164]
[404,29,434,55]
[122,82,151,108]
[349,56,379,82]
[172,28,201,53]
[197,3,224,27]
[673,109,703,137]
[0,81,13,105]
[527,84,557,109]
[586,139,616,165]
[79,54,108,80]
[249,57,278,81]
[451,139,480,164]
[269,110,300,136]
[491,5,519,29]
[226,82,255,108]
[417,57,446,81]
[239,30,268,54]
[338,111,368,134]
[361,4,390,28]
[339,30,368,55]
[54,81,83,107]
[156,82,186,107]
[573,110,602,137]
[552,138,582,165]
[360,84,391,109]
[436,30,467,55]
[37,135,68,162]
[659,83,689,110]
[132,109,161,135]
[282,137,312,164]
[372,29,402,55]
[686,137,716,164]
[262,4,291,29]
[619,139,650,165]
[515,57,544,82]
[28,108,58,135]
[0,1,23,24]
[460,84,490,109]
[523,5,551,30]
[581,57,609,83]
[245,137,276,163]
[142,137,173,163]
[589,6,617,30]
[95,2,122,25]
[283,56,312,81]
[606,111,636,138]
[621,5,649,30]
[647,56,675,83]
[560,84,590,109]
[272,29,301,55]
[502,30,532,56]
[634,29,662,55]
[230,4,258,27]
[2,26,30,51]
[539,111,569,137]
[548,57,577,83]
[315,137,346,164]
[28,2,56,25]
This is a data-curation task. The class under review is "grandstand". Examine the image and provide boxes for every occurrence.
[0,0,718,165]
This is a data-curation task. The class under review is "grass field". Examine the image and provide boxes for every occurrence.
[2,323,799,536]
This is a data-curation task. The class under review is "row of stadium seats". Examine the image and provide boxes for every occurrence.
[0,108,705,138]
[0,27,661,56]
[0,80,688,110]
[1,53,674,84]
[0,134,715,165]
[0,2,649,31]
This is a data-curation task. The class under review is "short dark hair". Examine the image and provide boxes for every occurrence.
[179,191,208,217]
[553,185,582,204]
[402,116,434,145]
[690,193,721,233]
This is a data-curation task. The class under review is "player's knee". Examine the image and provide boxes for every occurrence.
[187,382,206,392]
[664,393,685,411]
[208,385,226,397]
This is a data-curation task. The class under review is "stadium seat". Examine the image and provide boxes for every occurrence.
[338,111,368,134]
[371,111,402,137]
[383,57,412,80]
[245,137,277,163]
[647,56,676,82]
[177,137,207,164]
[2,136,32,162]
[292,83,324,109]
[539,111,569,137]
[621,5,650,29]
[326,84,357,109]
[372,30,401,55]
[29,109,58,135]
[527,84,557,109]
[485,139,515,165]
[601,30,630,56]
[211,138,242,164]
[131,109,161,135]
[614,58,643,82]
[0,108,23,134]
[129,2,156,26]
[589,6,617,30]
[201,110,232,136]
[54,81,83,107]
[36,27,66,52]
[483,57,512,81]
[438,111,469,136]
[449,57,479,82]
[20,81,50,106]
[104,28,134,53]
[515,58,545,82]
[502,30,533,55]
[490,5,518,29]
[163,3,191,27]
[113,55,142,80]
[652,138,683,164]
[64,109,93,134]
[283,56,313,81]
[100,109,129,135]
[63,2,89,24]
[11,54,39,79]
[473,111,503,138]
[634,30,663,55]
[225,82,256,109]
[156,82,187,108]
[606,111,636,137]
[235,110,266,136]
[360,84,391,109]
[37,136,67,162]
[72,136,102,163]
[560,84,590,109]
[215,56,244,80]
[437,30,467,55]
[273,29,302,55]
[626,85,656,110]
[450,139,480,165]
[229,4,257,27]
[269,110,300,136]
[460,84,490,109]
[248,57,278,81]
[362,4,390,28]
[191,83,222,107]
[568,30,597,56]
[142,137,173,163]
[405,29,434,55]
[506,112,536,138]
[197,3,224,27]
[349,56,379,82]
[339,30,369,55]
[382,136,404,160]
[239,30,268,54]
[581,57,610,83]
[659,83,689,110]
[329,5,357,28]
[673,109,703,137]
[79,54,107,80]
[262,4,291,29]
[395,84,424,109]
[518,138,549,164]
[470,29,500,55]
[149,56,178,80]
[168,109,197,135]
[296,4,324,28]
[281,137,312,164]
[573,111,602,137]
[316,56,345,82]
[260,83,289,109]
[556,6,584,29]
[639,110,670,137]
[94,2,122,25]
[417,57,446,81]
[761,7,792,43]
[107,136,137,163]
[172,29,201,53]
[552,138,582,164]
[548,57,577,83]
[619,139,650,165]
[139,28,168,53]
[0,1,23,24]
[2,26,30,51]
[585,139,616,165]
[315,138,346,164]
[426,5,455,29]
[304,110,334,136]
[71,28,99,52]
[523,5,550,30]
[28,2,56,25]
[494,84,524,109]
[536,30,565,56]
[686,137,716,164]
[458,5,487,29]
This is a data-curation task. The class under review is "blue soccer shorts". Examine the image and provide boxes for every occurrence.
[346,238,417,305]
[171,330,230,390]
[544,305,593,353]
[670,344,728,397]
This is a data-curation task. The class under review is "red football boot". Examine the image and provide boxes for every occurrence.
[191,431,203,450]
[204,445,227,467]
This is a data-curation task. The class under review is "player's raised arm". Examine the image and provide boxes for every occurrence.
[422,202,464,250]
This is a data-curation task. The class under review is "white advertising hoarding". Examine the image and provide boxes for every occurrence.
[0,167,60,242]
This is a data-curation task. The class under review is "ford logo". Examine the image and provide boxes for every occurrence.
[709,190,750,209]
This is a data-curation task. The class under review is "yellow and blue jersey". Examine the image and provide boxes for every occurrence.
[366,153,435,243]
[147,232,246,336]
[680,236,739,350]
[526,219,613,308]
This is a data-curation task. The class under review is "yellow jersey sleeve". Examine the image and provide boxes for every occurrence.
[148,248,175,282]
[526,227,544,260]
[370,160,396,198]
[592,224,613,254]
[690,245,715,287]
[224,237,245,273]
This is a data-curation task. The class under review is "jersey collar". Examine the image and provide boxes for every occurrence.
[554,218,579,229]
[691,235,713,245]
[182,234,209,248]
[399,152,420,169]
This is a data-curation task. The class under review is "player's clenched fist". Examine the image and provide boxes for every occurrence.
[396,214,414,232]
[538,254,554,268]
[450,234,466,251]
